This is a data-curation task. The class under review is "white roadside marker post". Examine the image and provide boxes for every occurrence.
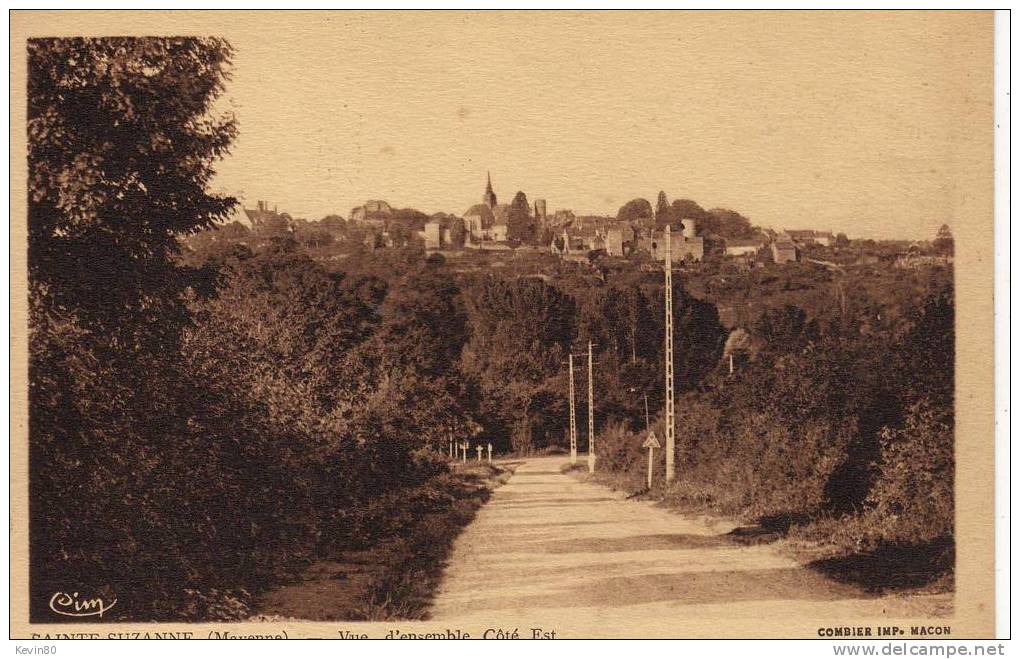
[461,442,468,463]
[664,226,675,482]
[476,445,483,462]
[487,443,493,463]
[643,430,661,490]
[568,353,577,464]
[587,340,596,473]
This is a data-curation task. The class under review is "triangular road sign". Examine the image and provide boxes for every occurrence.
[642,431,661,449]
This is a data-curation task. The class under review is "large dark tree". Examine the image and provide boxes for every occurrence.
[28,37,237,349]
[616,198,653,225]
[27,37,239,620]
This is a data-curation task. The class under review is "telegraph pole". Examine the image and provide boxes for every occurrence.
[664,227,676,482]
[568,353,578,464]
[587,340,596,473]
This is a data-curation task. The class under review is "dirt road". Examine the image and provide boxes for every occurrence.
[429,456,949,637]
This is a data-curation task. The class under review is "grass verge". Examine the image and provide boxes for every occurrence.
[253,460,516,621]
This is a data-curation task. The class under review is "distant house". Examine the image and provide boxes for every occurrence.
[551,209,576,226]
[724,237,766,257]
[549,218,636,258]
[422,221,443,250]
[604,228,625,257]
[638,223,704,262]
[552,225,600,255]
[492,203,511,228]
[786,229,833,247]
[894,254,953,269]
[463,203,495,238]
[244,200,293,236]
[533,199,548,226]
[350,200,393,226]
[771,234,798,263]
[416,214,467,251]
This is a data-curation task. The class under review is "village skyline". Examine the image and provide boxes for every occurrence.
[225,171,949,243]
[159,10,988,242]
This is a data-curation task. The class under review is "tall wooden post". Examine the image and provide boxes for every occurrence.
[568,353,577,464]
[587,340,596,473]
[664,227,676,482]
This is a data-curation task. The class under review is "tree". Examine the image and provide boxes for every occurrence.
[655,191,672,227]
[27,37,239,620]
[755,304,818,354]
[933,224,954,256]
[701,208,756,239]
[391,208,430,231]
[28,37,238,349]
[507,190,535,243]
[316,214,348,238]
[616,198,653,224]
[671,198,707,223]
[835,232,850,248]
[460,276,576,451]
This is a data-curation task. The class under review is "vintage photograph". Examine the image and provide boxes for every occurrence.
[10,10,997,639]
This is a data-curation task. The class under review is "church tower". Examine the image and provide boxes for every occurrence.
[483,172,497,209]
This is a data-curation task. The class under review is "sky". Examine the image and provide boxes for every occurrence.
[28,10,993,240]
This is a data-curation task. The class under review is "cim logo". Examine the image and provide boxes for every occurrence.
[49,592,117,618]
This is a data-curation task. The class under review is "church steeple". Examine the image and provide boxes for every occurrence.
[483,171,497,209]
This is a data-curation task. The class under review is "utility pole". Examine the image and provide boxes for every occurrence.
[644,393,650,431]
[568,353,578,464]
[664,226,676,482]
[587,340,596,473]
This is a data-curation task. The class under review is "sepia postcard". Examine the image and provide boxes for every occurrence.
[9,9,1000,641]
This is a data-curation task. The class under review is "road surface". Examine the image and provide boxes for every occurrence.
[429,456,949,637]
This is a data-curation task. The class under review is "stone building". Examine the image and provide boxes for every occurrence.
[464,204,495,236]
[244,200,294,235]
[465,173,513,243]
[552,209,576,226]
[786,229,833,247]
[350,199,393,226]
[493,203,511,228]
[640,231,704,262]
[422,221,443,250]
[533,199,548,225]
[771,233,798,263]
[724,237,766,257]
[421,214,467,250]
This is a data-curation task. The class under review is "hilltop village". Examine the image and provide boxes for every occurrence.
[238,174,837,264]
[201,173,952,275]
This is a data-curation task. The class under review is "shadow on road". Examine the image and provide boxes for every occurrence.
[808,538,954,593]
[444,566,870,613]
[537,533,737,553]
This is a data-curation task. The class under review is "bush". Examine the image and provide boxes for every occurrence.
[859,400,954,547]
[590,278,955,571]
